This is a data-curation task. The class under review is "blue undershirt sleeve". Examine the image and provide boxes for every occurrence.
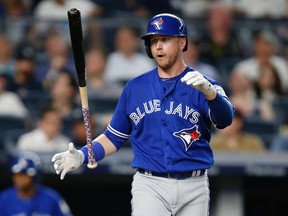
[207,93,234,129]
[81,141,105,164]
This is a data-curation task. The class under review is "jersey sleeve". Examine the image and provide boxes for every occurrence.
[104,85,132,150]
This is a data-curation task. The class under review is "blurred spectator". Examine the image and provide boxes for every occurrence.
[95,0,175,17]
[86,47,123,99]
[35,32,75,90]
[0,33,15,76]
[233,31,288,92]
[34,0,102,20]
[228,71,275,122]
[50,72,80,118]
[16,106,70,153]
[211,109,266,152]
[232,0,288,18]
[84,47,121,130]
[5,42,43,98]
[198,3,244,75]
[105,26,154,86]
[170,0,210,18]
[270,117,288,152]
[0,71,28,119]
[33,0,102,35]
[133,0,176,17]
[2,0,32,17]
[183,37,221,82]
[253,62,286,103]
[0,151,72,216]
[83,23,104,50]
[71,114,97,148]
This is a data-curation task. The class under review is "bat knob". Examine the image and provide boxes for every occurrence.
[87,162,98,169]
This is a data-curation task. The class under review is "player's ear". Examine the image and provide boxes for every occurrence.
[180,37,188,52]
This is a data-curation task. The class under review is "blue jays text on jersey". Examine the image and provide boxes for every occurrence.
[129,99,201,125]
[104,66,233,173]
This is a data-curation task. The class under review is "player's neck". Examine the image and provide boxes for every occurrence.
[158,61,187,78]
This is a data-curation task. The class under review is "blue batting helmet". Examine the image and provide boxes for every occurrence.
[11,151,42,179]
[141,13,188,58]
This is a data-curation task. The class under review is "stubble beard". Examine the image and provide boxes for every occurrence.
[156,48,179,71]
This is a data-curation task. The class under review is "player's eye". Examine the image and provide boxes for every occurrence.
[151,37,169,45]
[161,37,169,42]
[150,39,157,45]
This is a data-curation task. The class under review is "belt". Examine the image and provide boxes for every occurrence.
[136,168,207,180]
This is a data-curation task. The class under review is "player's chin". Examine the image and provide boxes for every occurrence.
[157,59,174,70]
[155,56,165,64]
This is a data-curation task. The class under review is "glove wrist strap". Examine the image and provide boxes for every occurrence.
[81,141,105,164]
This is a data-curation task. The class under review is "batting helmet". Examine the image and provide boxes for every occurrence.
[11,151,42,179]
[141,13,188,58]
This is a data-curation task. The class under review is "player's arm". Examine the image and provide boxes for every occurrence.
[52,85,131,180]
[81,134,117,164]
[181,71,234,128]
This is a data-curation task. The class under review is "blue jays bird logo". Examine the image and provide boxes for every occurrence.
[173,126,201,151]
[152,18,164,30]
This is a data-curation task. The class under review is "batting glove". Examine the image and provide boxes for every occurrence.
[51,142,84,180]
[181,71,215,96]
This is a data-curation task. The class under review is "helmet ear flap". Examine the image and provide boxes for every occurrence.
[144,39,153,59]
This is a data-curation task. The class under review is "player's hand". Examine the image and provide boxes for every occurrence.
[181,71,216,96]
[51,142,84,180]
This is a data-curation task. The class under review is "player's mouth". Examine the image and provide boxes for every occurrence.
[156,54,165,60]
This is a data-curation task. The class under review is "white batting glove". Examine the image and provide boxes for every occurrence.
[181,71,215,96]
[51,142,84,180]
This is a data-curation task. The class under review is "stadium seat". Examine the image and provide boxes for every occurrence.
[0,116,26,151]
[89,97,118,113]
[0,115,26,132]
[243,117,279,148]
[273,97,288,125]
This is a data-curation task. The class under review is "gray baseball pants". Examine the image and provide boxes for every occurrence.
[131,172,210,216]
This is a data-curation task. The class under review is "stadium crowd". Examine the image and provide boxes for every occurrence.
[0,0,288,166]
[0,0,288,215]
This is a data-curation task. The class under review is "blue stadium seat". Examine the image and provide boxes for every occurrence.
[0,115,26,132]
[89,97,118,113]
[273,97,288,125]
[0,116,26,151]
[243,118,279,148]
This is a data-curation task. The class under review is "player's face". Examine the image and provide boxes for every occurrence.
[150,35,184,70]
[13,173,34,192]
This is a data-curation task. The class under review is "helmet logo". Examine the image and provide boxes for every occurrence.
[152,18,164,30]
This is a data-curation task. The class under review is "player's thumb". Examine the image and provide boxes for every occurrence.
[68,142,75,154]
[60,168,69,180]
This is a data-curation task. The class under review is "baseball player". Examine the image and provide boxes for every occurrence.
[52,13,234,215]
[0,151,72,216]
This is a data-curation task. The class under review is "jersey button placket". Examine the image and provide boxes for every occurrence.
[161,94,171,169]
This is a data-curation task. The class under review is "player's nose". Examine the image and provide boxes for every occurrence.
[155,41,163,50]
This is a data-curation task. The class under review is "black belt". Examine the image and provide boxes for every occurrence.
[136,168,207,180]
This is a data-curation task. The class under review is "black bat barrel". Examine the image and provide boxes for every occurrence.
[67,8,86,87]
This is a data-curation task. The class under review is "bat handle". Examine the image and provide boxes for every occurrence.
[82,107,98,169]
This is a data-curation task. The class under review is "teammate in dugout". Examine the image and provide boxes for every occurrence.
[52,13,234,215]
[0,151,72,216]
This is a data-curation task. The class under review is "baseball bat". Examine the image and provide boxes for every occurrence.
[67,8,97,169]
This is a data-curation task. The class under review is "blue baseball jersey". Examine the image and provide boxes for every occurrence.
[0,185,72,216]
[104,66,232,173]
